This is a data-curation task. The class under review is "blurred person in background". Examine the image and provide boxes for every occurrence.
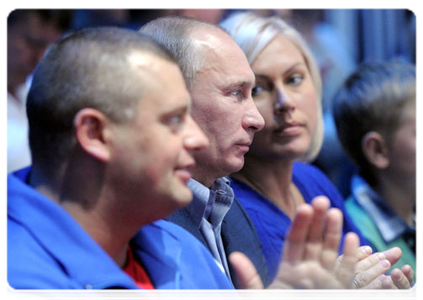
[7,9,71,173]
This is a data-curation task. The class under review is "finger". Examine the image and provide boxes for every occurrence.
[303,196,330,261]
[353,275,386,299]
[401,264,414,286]
[382,247,402,266]
[320,208,343,270]
[229,251,264,289]
[336,232,359,287]
[382,276,403,300]
[335,245,372,274]
[357,246,373,260]
[354,255,391,289]
[282,204,313,264]
[391,268,412,289]
[355,252,387,273]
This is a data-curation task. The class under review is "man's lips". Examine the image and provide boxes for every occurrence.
[235,141,252,153]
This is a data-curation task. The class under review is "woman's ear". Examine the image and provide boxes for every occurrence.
[73,108,111,162]
[361,131,390,169]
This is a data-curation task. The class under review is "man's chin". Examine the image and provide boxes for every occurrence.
[173,187,193,208]
[227,157,245,174]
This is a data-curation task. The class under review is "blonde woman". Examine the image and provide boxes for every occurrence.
[220,12,413,288]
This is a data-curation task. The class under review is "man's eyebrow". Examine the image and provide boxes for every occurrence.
[223,80,253,91]
[162,103,190,117]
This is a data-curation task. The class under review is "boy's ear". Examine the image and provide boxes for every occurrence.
[73,108,111,162]
[361,131,390,169]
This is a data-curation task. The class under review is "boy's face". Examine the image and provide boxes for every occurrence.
[386,100,416,190]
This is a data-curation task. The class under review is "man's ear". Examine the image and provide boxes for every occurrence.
[361,131,390,169]
[74,108,111,162]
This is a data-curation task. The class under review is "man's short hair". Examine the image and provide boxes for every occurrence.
[139,16,222,91]
[27,26,176,171]
[333,61,415,177]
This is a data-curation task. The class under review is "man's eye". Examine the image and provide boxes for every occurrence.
[229,90,241,97]
[168,115,183,125]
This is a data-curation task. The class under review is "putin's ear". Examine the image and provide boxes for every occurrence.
[73,108,111,162]
[361,131,390,169]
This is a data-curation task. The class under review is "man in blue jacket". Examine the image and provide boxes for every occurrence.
[7,25,368,291]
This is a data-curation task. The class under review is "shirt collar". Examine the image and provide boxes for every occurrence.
[351,175,413,243]
[186,177,234,228]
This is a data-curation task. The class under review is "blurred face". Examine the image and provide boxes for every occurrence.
[110,53,209,217]
[386,100,416,190]
[189,28,265,185]
[248,34,318,161]
[7,13,52,90]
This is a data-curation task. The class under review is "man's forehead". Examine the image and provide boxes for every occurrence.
[191,27,233,55]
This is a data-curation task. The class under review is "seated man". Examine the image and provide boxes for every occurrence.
[140,15,269,287]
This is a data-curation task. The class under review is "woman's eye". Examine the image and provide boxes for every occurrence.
[252,85,264,97]
[287,74,303,86]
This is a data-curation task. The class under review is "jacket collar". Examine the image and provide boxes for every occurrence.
[8,168,139,289]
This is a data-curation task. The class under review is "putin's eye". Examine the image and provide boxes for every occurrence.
[227,89,243,101]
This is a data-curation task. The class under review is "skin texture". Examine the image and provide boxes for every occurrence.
[188,27,265,187]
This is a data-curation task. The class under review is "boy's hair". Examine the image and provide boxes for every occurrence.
[333,61,415,180]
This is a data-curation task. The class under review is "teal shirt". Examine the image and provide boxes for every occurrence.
[345,176,415,278]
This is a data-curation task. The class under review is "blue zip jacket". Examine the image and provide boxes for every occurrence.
[5,168,239,300]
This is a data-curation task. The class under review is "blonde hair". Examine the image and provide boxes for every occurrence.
[220,12,324,162]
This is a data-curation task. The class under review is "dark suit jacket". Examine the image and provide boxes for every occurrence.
[166,197,269,288]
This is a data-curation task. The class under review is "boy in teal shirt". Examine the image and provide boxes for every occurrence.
[333,61,416,279]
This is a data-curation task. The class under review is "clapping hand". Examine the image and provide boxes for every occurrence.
[230,196,359,289]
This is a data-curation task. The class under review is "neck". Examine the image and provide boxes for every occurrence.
[375,172,415,226]
[29,157,138,268]
[191,165,220,188]
[232,155,302,219]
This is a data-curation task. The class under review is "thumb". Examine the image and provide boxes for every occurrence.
[228,251,264,289]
